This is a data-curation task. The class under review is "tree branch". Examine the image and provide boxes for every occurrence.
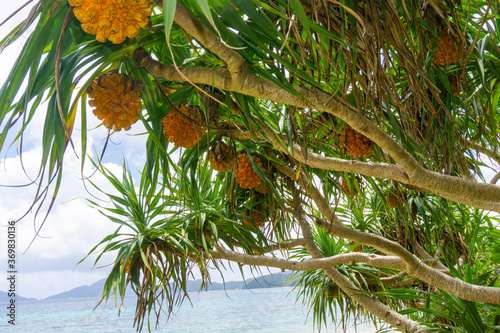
[315,217,500,305]
[174,4,245,77]
[413,241,449,273]
[253,116,410,183]
[132,49,500,210]
[153,6,500,205]
[285,178,424,332]
[212,246,405,271]
[276,163,500,305]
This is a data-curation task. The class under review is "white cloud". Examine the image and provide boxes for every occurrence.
[0,143,130,298]
[0,34,150,297]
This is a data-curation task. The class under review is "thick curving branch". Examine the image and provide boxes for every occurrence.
[132,48,500,210]
[252,116,410,182]
[173,3,246,76]
[148,4,500,207]
[253,116,500,212]
[212,246,405,271]
[285,178,424,333]
[413,241,449,273]
[314,217,500,305]
[277,163,500,304]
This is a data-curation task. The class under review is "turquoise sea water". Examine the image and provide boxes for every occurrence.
[1,287,378,332]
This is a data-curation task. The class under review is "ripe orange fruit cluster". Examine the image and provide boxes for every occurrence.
[339,126,374,158]
[120,258,131,273]
[429,29,462,66]
[69,0,153,44]
[386,191,407,208]
[162,105,206,148]
[341,177,358,196]
[325,286,340,298]
[242,210,266,228]
[235,154,265,189]
[351,241,361,252]
[88,73,142,131]
[208,141,235,172]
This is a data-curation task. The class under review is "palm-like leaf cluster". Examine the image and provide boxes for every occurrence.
[1,0,500,332]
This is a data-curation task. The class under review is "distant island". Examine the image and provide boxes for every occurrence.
[0,271,297,302]
[0,291,37,302]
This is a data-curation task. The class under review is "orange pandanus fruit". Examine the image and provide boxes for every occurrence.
[120,258,131,273]
[255,181,271,195]
[341,176,359,196]
[242,210,267,228]
[69,0,153,44]
[428,29,463,66]
[339,126,374,158]
[162,105,206,148]
[235,154,265,189]
[208,140,236,172]
[386,191,407,208]
[87,73,142,131]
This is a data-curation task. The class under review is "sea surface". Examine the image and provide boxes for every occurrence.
[0,287,380,332]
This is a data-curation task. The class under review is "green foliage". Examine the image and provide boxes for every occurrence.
[1,0,500,332]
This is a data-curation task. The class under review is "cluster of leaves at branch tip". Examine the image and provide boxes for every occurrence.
[87,73,142,131]
[69,0,153,44]
[162,104,206,148]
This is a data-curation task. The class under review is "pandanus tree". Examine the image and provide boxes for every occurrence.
[1,0,500,331]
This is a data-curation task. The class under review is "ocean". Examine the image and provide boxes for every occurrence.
[0,287,380,332]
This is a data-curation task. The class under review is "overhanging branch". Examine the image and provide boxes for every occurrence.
[315,217,500,305]
[212,246,405,271]
[285,178,423,332]
[278,163,500,305]
[132,48,500,210]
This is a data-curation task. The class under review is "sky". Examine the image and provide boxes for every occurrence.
[0,2,144,299]
[0,2,269,300]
